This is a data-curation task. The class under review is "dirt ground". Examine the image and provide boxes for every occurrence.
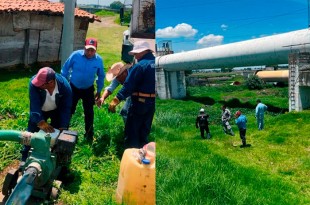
[93,16,121,28]
[0,160,19,204]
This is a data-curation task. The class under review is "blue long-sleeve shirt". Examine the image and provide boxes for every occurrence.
[116,52,155,101]
[105,79,121,93]
[61,50,105,94]
[235,115,247,130]
[29,74,72,128]
[255,103,267,118]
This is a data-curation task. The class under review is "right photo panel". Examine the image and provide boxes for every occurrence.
[155,0,310,204]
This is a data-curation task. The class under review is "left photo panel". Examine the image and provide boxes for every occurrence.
[0,0,156,204]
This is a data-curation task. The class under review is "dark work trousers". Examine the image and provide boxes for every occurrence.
[124,97,155,148]
[199,126,210,139]
[239,128,247,145]
[70,83,95,139]
[21,109,61,161]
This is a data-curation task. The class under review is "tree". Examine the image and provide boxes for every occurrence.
[246,75,265,90]
[110,1,124,10]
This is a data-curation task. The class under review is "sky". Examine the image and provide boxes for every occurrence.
[156,0,309,53]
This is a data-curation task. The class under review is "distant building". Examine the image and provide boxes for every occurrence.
[0,0,100,69]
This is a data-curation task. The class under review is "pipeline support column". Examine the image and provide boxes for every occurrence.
[156,67,186,99]
[288,52,310,111]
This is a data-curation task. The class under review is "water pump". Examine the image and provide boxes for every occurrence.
[0,129,77,204]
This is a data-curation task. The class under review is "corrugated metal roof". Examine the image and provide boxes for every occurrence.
[0,0,100,22]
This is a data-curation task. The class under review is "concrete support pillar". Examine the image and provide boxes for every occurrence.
[288,52,310,111]
[156,67,186,99]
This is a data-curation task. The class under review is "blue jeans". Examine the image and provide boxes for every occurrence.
[257,117,264,130]
[120,97,131,124]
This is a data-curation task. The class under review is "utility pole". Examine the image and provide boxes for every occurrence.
[61,0,76,68]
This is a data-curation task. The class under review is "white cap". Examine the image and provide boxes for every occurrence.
[200,108,204,113]
[128,41,153,55]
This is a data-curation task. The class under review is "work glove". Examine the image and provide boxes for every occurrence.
[96,97,103,108]
[94,92,101,102]
[37,120,54,133]
[108,97,120,113]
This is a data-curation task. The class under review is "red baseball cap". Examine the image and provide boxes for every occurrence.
[85,38,97,50]
[32,67,56,87]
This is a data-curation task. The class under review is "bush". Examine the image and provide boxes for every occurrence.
[246,75,265,90]
[110,1,124,10]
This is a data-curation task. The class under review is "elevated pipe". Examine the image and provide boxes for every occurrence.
[156,29,310,71]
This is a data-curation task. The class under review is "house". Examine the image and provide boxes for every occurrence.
[0,0,100,69]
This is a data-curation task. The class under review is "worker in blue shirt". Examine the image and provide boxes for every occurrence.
[108,40,155,148]
[21,67,72,162]
[255,99,268,130]
[235,110,251,148]
[97,61,132,123]
[61,38,105,142]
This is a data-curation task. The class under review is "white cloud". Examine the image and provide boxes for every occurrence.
[221,24,228,31]
[197,34,224,47]
[156,23,198,38]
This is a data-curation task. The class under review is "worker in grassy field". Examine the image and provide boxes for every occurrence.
[221,105,234,136]
[255,99,268,130]
[61,38,105,142]
[21,67,72,162]
[195,108,211,139]
[108,40,155,148]
[235,110,251,148]
[96,61,132,123]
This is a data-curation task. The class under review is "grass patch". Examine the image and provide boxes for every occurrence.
[95,10,117,17]
[155,83,310,204]
[0,16,128,204]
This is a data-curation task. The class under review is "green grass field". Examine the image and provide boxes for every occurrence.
[0,16,128,204]
[155,80,310,205]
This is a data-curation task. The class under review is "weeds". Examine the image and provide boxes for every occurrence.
[155,81,310,204]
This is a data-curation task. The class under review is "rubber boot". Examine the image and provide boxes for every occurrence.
[240,138,247,148]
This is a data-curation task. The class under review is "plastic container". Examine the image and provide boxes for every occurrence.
[143,142,155,164]
[116,147,155,205]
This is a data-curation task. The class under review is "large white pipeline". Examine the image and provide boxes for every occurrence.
[156,29,310,71]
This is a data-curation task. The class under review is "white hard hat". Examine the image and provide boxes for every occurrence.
[200,108,205,112]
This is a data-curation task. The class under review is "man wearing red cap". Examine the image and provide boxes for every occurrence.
[235,110,251,148]
[61,37,105,142]
[108,40,155,148]
[21,67,72,162]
